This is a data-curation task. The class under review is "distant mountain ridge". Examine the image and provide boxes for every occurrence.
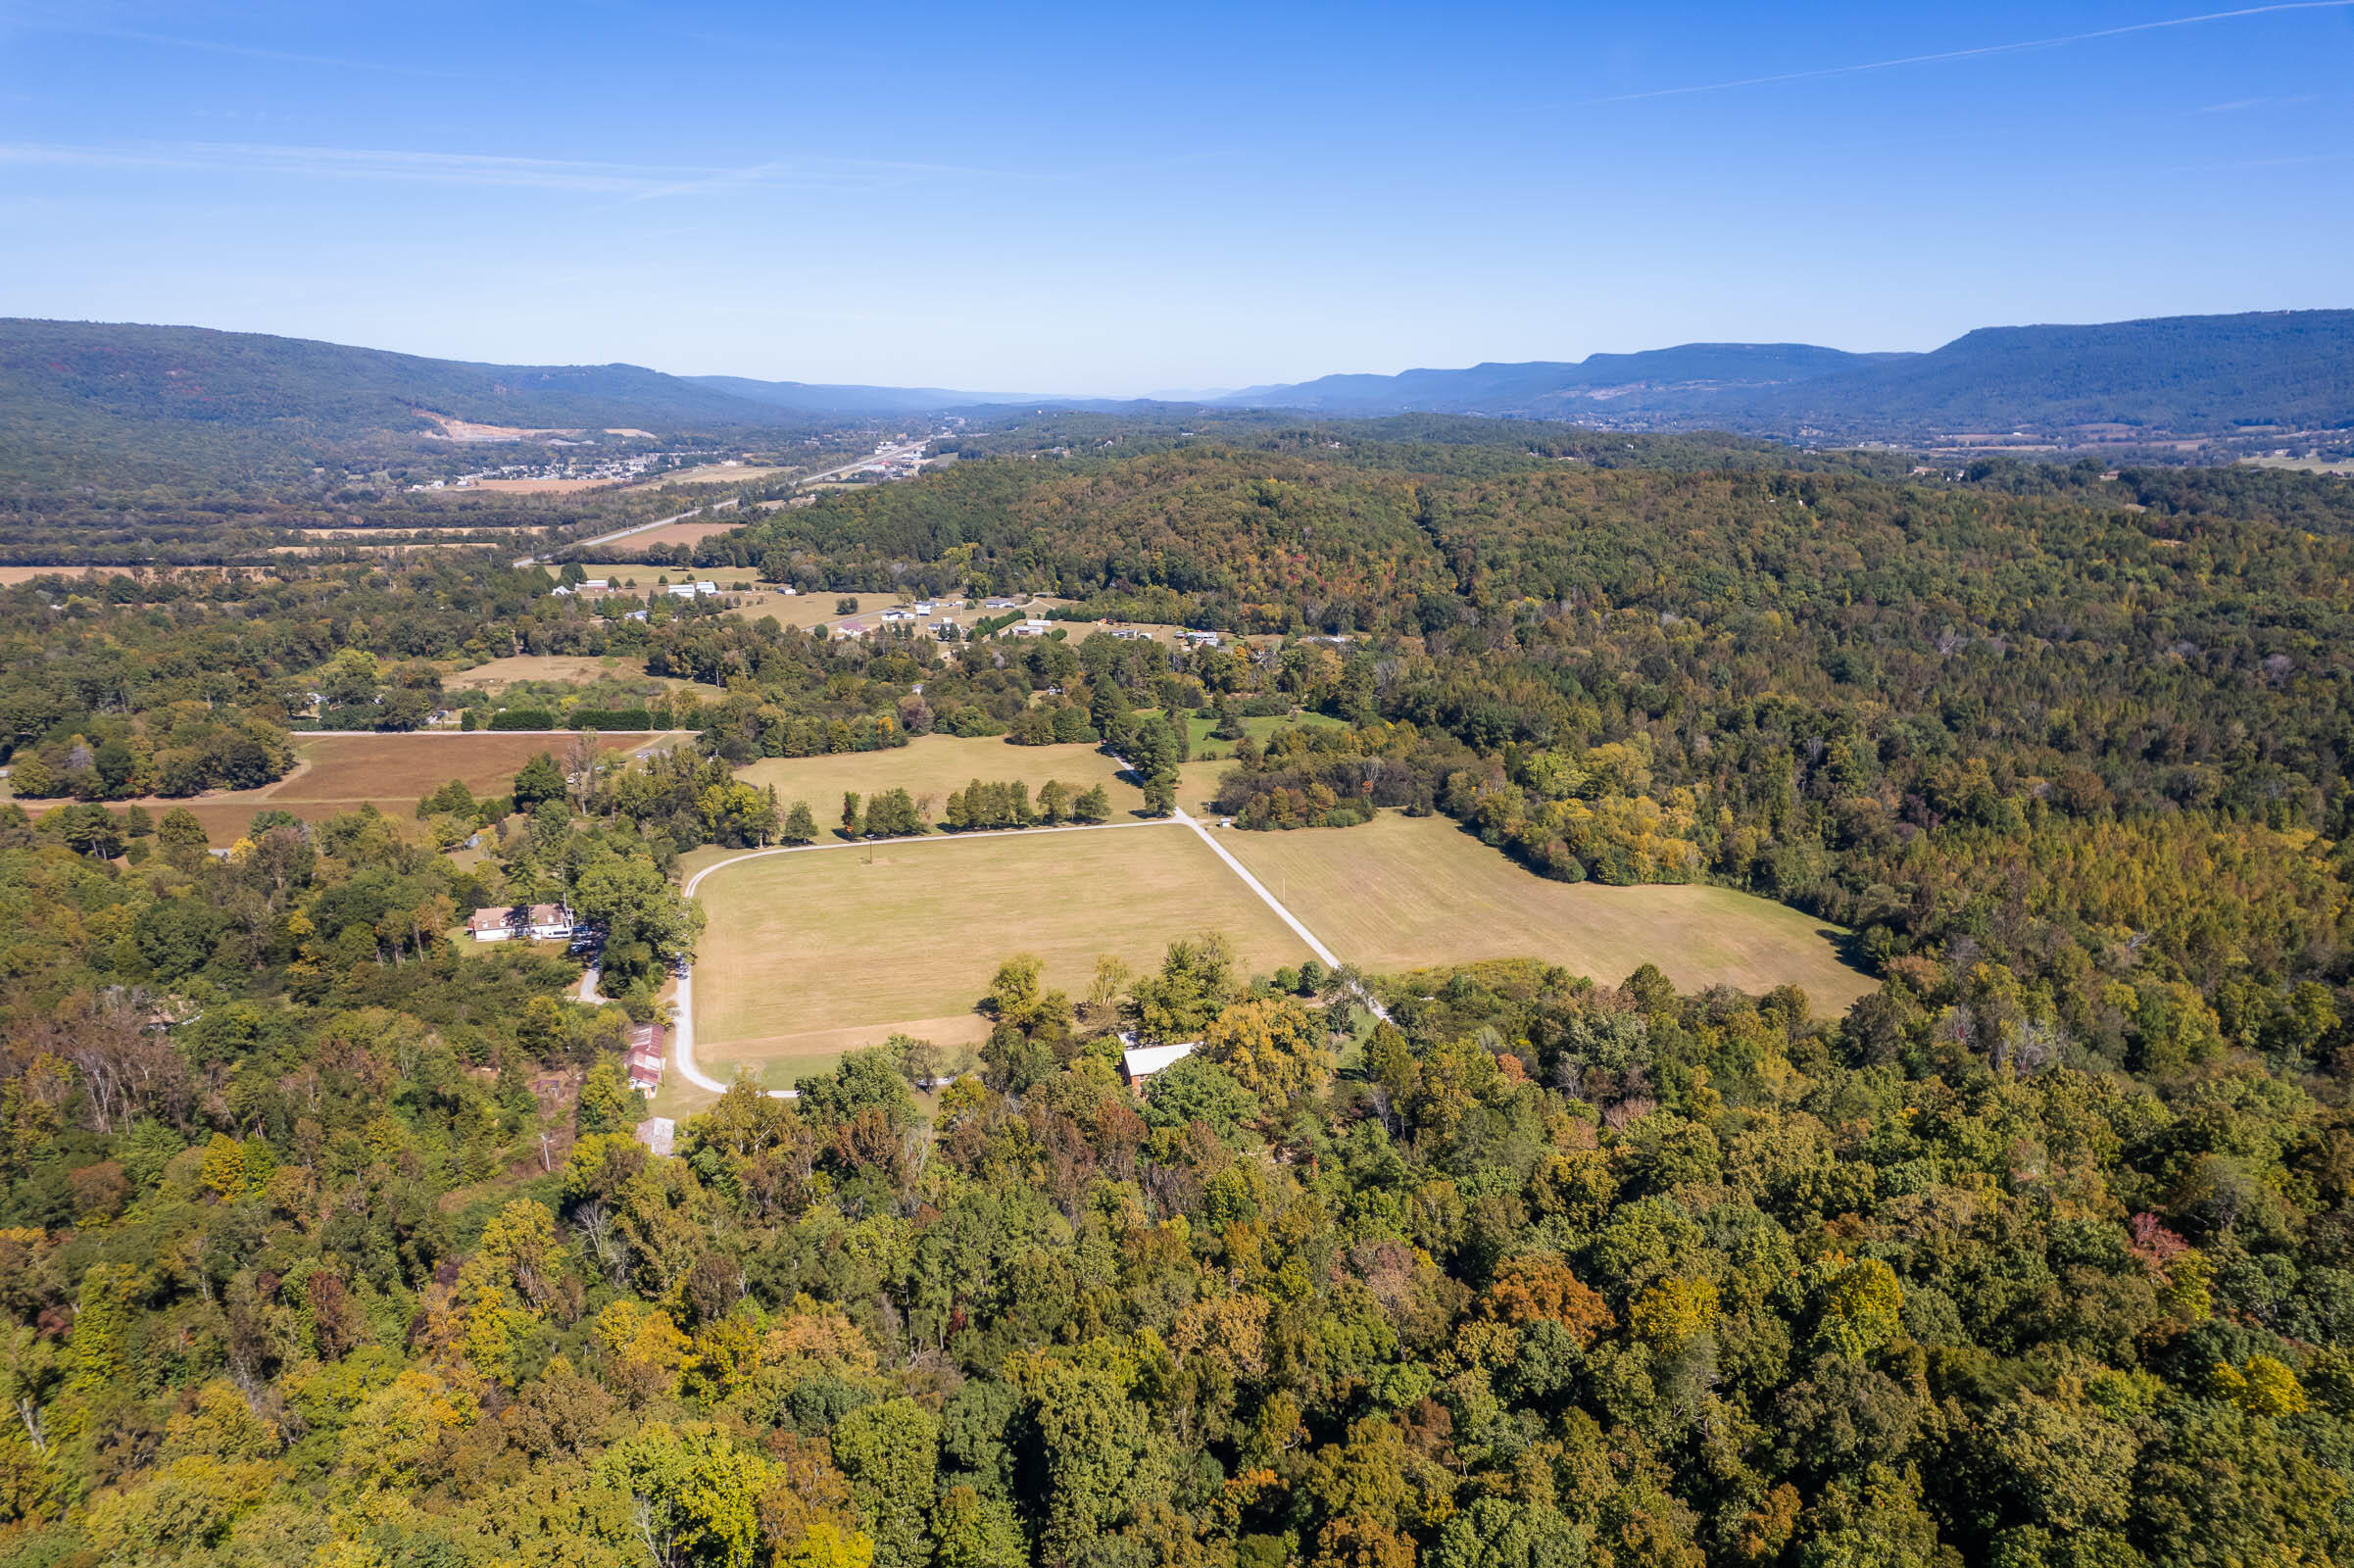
[1216,311,2354,438]
[4,310,2349,491]
[0,318,815,434]
[1217,342,1889,414]
[0,318,1025,487]
[686,374,1046,416]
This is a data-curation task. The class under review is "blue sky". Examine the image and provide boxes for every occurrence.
[0,1,2348,393]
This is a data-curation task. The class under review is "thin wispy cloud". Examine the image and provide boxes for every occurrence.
[0,140,1042,198]
[1569,1,2354,108]
[2192,149,2351,169]
[2194,92,2321,111]
[94,24,450,75]
[2,12,459,77]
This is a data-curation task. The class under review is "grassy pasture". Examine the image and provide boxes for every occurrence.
[1214,811,1878,1014]
[1160,711,1345,815]
[732,735,1143,829]
[1135,706,1347,753]
[690,823,1316,1089]
[730,590,906,629]
[638,465,789,488]
[1175,759,1235,816]
[1197,710,1349,744]
[608,516,749,550]
[109,731,686,843]
[443,654,718,695]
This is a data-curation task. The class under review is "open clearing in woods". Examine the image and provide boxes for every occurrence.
[689,823,1315,1090]
[106,731,687,843]
[731,735,1144,829]
[1212,811,1878,1015]
[608,515,750,550]
[443,654,721,695]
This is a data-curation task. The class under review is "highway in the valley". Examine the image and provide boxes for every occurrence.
[511,441,928,567]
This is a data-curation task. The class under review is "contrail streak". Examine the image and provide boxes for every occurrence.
[1578,1,2353,106]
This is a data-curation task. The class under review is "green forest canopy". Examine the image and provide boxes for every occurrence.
[1,426,2353,1567]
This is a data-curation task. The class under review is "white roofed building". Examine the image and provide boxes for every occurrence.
[1121,1039,1201,1089]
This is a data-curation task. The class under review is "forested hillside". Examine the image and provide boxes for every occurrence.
[3,431,2354,1568]
[0,320,833,489]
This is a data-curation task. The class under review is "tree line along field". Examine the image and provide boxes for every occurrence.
[730,734,1144,825]
[1169,716,1345,815]
[90,730,684,843]
[689,822,1316,1089]
[60,728,1134,850]
[550,563,769,588]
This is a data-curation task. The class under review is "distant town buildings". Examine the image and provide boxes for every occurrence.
[408,449,720,492]
[844,439,930,483]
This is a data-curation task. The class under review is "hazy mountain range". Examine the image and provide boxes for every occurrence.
[3,309,2348,488]
[1213,312,2354,437]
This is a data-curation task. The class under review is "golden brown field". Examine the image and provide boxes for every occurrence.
[690,823,1313,1089]
[103,731,688,843]
[1214,811,1877,1013]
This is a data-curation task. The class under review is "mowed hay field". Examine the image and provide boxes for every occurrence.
[691,824,1315,1088]
[444,654,719,695]
[541,573,883,630]
[733,735,1144,826]
[730,589,901,629]
[1215,812,1877,1013]
[122,731,688,842]
[612,516,749,550]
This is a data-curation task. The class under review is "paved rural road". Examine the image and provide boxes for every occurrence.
[663,778,1376,1099]
[1167,800,1342,970]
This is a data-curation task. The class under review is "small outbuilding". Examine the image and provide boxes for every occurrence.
[625,1022,667,1092]
[1120,1039,1201,1090]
